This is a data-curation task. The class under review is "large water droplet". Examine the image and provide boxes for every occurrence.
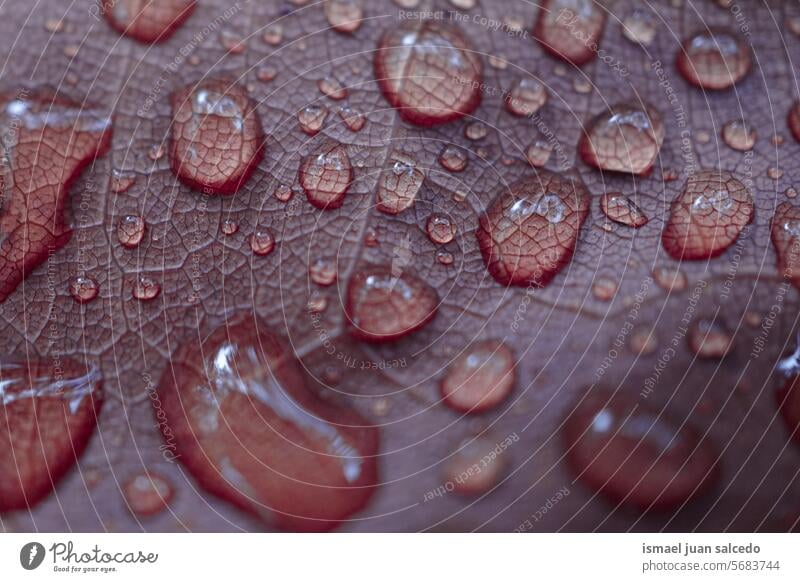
[298,104,328,135]
[325,0,363,34]
[169,79,263,194]
[346,265,438,342]
[599,193,648,228]
[476,170,590,287]
[69,275,99,304]
[533,0,607,66]
[123,472,173,517]
[677,29,751,90]
[155,314,379,531]
[102,0,196,43]
[688,319,732,359]
[375,21,483,126]
[722,119,756,151]
[117,214,146,248]
[440,340,515,413]
[0,358,103,511]
[771,202,800,289]
[505,78,547,117]
[299,142,353,210]
[662,169,753,260]
[376,153,424,215]
[579,102,665,175]
[563,388,719,510]
[0,90,112,303]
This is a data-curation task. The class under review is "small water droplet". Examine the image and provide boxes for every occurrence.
[318,76,347,100]
[123,472,173,517]
[299,142,353,210]
[488,54,508,69]
[787,188,798,199]
[45,18,65,33]
[436,250,454,265]
[438,145,468,172]
[110,169,136,193]
[221,218,239,235]
[371,397,390,417]
[688,319,732,359]
[505,78,547,117]
[592,277,618,301]
[256,66,278,82]
[744,311,762,327]
[148,143,165,161]
[365,227,379,247]
[219,30,246,53]
[525,140,553,168]
[376,153,424,215]
[573,78,592,94]
[652,266,687,292]
[262,23,283,46]
[449,0,476,9]
[677,29,751,90]
[441,340,515,413]
[426,214,456,244]
[338,106,365,131]
[250,229,275,256]
[443,435,508,496]
[132,275,161,301]
[768,167,784,180]
[309,258,337,286]
[771,203,800,287]
[721,119,756,151]
[307,294,328,313]
[599,193,648,228]
[325,0,363,34]
[622,9,656,45]
[464,121,487,140]
[630,329,657,355]
[274,183,293,202]
[69,275,99,304]
[298,105,328,135]
[117,214,146,248]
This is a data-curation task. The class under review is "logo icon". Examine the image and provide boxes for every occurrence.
[20,542,45,570]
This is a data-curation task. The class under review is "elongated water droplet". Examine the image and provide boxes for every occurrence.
[117,214,146,248]
[102,0,196,43]
[299,142,353,210]
[579,102,665,175]
[346,266,438,342]
[677,29,751,90]
[169,79,263,194]
[477,170,590,287]
[440,340,515,413]
[376,153,424,215]
[375,21,483,126]
[662,169,753,260]
[533,0,606,66]
[599,193,648,228]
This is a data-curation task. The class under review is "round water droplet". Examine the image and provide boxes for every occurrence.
[771,203,800,288]
[563,389,719,510]
[262,23,283,45]
[768,167,784,180]
[579,102,665,175]
[662,169,754,260]
[338,106,365,131]
[464,121,487,140]
[677,29,751,90]
[376,153,424,215]
[156,314,379,531]
[426,214,456,244]
[298,105,328,135]
[505,78,547,117]
[299,142,353,210]
[110,169,136,193]
[346,265,438,342]
[310,258,337,286]
[533,0,606,66]
[443,436,508,496]
[652,266,687,293]
[591,277,618,301]
[250,229,275,256]
[117,214,146,248]
[169,79,263,194]
[438,144,468,172]
[525,140,553,168]
[325,0,363,34]
[132,275,161,301]
[102,0,196,43]
[318,77,347,100]
[688,319,732,359]
[375,21,483,126]
[221,218,238,235]
[722,119,756,151]
[477,170,590,287]
[69,275,99,304]
[123,472,173,517]
[440,340,515,413]
[622,9,656,45]
[599,193,648,228]
[274,183,293,202]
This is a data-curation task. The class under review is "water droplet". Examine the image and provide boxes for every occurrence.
[44,18,66,33]
[505,78,547,117]
[488,54,508,69]
[309,258,337,286]
[256,66,277,82]
[123,472,173,517]
[563,389,719,509]
[69,275,99,304]
[652,266,687,292]
[744,311,762,327]
[768,167,784,180]
[771,203,800,288]
[110,169,136,193]
[298,105,328,135]
[440,340,515,413]
[376,153,424,215]
[299,142,353,210]
[249,229,275,256]
[662,169,754,260]
[262,23,283,45]
[148,143,165,161]
[0,91,111,302]
[573,78,592,94]
[721,119,756,151]
[221,218,239,235]
[592,277,618,301]
[677,29,751,90]
[375,21,483,126]
[579,102,665,175]
[787,188,798,199]
[662,167,679,182]
[307,294,328,313]
[477,171,590,287]
[102,0,196,43]
[426,214,456,244]
[274,183,293,202]
[778,373,800,446]
[338,106,365,131]
[788,15,800,36]
[325,0,363,33]
[533,0,606,65]
[156,314,379,531]
[630,329,657,355]
[365,228,379,247]
[688,319,732,359]
[346,265,438,341]
[0,359,102,511]
[219,30,246,53]
[622,9,656,45]
[436,250,454,265]
[318,77,348,100]
[599,192,649,228]
[117,214,146,248]
[169,79,263,194]
[449,0,476,9]
[525,140,553,168]
[438,144,468,172]
[132,275,161,301]
[443,435,508,496]
[464,121,488,140]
